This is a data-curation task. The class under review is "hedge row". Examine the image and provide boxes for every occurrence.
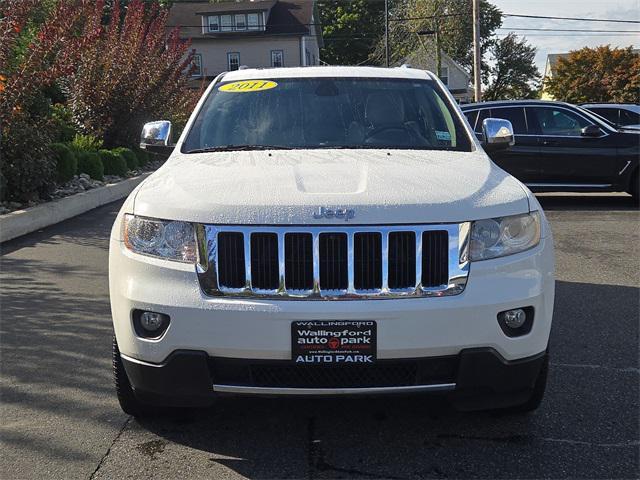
[50,144,150,183]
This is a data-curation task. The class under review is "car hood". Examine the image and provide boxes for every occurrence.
[133,149,530,225]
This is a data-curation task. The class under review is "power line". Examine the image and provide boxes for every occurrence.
[504,13,640,24]
[498,27,640,33]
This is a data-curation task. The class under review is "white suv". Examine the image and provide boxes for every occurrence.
[110,67,555,416]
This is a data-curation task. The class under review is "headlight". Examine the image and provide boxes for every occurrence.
[469,212,541,261]
[123,215,196,263]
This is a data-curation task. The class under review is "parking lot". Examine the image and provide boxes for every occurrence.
[1,194,638,479]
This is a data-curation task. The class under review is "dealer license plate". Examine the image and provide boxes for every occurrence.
[291,320,377,364]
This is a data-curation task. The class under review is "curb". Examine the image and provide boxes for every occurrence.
[0,173,151,243]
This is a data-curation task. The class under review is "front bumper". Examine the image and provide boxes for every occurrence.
[121,347,547,410]
[109,235,555,364]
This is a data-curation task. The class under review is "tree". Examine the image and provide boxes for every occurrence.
[318,0,385,65]
[373,0,502,74]
[66,0,195,148]
[483,33,540,100]
[0,0,95,201]
[544,46,640,103]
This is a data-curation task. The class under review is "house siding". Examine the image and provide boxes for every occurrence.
[192,36,304,76]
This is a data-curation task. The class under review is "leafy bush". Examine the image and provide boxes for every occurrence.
[77,151,104,181]
[99,149,128,177]
[69,133,103,153]
[66,0,195,148]
[0,0,90,201]
[51,143,77,183]
[51,104,77,142]
[112,147,138,170]
[0,115,56,201]
[133,147,150,167]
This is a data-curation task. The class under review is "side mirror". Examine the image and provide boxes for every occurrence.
[581,125,602,137]
[140,120,173,149]
[481,118,515,152]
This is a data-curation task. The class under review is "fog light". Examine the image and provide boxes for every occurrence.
[497,307,533,337]
[503,308,526,329]
[133,310,170,339]
[140,311,164,331]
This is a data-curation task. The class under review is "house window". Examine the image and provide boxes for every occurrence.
[191,53,203,77]
[207,15,219,32]
[247,13,261,30]
[234,14,246,30]
[439,66,449,86]
[227,52,240,71]
[271,50,284,67]
[220,14,232,32]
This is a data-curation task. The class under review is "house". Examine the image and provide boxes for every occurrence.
[402,50,473,103]
[167,0,323,82]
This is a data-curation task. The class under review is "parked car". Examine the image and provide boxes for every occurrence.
[110,67,555,416]
[461,100,639,200]
[581,103,640,131]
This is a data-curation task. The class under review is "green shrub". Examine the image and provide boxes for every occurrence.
[51,104,77,143]
[133,146,150,167]
[0,115,57,202]
[77,151,104,181]
[98,149,128,177]
[69,134,103,153]
[112,147,138,170]
[51,143,77,183]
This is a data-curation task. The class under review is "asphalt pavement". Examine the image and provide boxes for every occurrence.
[1,193,638,479]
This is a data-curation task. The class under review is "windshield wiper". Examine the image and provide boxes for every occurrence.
[185,145,293,153]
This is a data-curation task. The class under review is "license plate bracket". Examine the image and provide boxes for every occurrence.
[291,320,377,364]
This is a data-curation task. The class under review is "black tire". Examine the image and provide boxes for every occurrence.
[113,336,146,417]
[504,353,549,414]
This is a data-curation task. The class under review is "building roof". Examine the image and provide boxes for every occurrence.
[167,0,315,39]
[403,50,470,81]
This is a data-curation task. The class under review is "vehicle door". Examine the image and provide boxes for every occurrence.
[475,106,540,183]
[527,105,624,186]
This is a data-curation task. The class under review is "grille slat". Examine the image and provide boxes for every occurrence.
[251,233,279,290]
[422,231,449,288]
[206,226,460,298]
[354,232,382,290]
[285,233,313,290]
[218,232,246,288]
[319,233,348,290]
[388,231,416,289]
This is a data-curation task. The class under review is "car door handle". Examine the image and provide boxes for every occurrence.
[540,139,560,146]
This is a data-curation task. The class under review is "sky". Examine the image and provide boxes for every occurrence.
[490,0,639,73]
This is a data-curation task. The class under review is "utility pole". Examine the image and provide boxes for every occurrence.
[433,1,441,82]
[384,0,390,67]
[472,0,482,101]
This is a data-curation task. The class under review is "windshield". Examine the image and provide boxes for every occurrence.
[182,77,473,153]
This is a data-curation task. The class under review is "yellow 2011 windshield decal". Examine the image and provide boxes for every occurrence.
[218,80,278,93]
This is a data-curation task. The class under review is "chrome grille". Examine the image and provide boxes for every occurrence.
[196,223,470,299]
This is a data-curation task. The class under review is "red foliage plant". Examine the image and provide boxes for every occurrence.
[66,0,195,148]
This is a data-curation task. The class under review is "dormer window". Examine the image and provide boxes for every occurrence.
[205,12,264,34]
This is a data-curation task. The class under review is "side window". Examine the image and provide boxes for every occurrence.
[490,107,527,134]
[475,108,490,134]
[227,52,240,71]
[533,107,591,136]
[463,110,477,130]
[591,108,619,124]
[619,109,640,126]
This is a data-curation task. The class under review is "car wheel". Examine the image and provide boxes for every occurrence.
[504,353,549,414]
[113,335,147,417]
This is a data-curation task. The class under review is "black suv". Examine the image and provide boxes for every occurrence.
[461,100,639,200]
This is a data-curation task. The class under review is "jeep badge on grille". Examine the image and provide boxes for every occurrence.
[313,207,355,222]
